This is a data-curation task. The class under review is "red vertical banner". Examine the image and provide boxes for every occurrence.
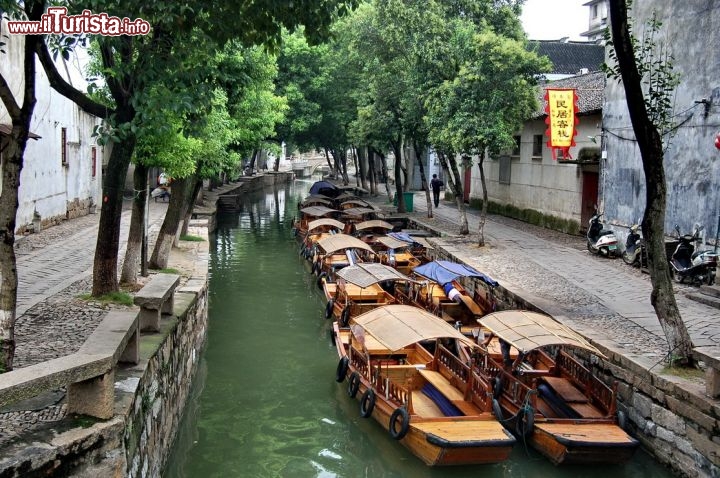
[545,88,578,160]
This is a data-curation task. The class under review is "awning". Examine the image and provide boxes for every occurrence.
[336,263,416,288]
[307,218,345,232]
[317,234,375,254]
[354,220,394,231]
[413,260,498,286]
[353,305,475,351]
[0,124,41,139]
[375,236,411,250]
[300,206,338,217]
[341,207,377,218]
[478,310,605,357]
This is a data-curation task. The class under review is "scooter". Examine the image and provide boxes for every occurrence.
[670,224,717,285]
[622,223,645,267]
[587,212,619,257]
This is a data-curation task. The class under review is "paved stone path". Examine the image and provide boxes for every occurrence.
[398,194,720,368]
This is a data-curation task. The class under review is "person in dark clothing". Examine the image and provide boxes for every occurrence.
[430,174,444,207]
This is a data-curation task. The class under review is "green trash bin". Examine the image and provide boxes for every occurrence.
[393,191,414,212]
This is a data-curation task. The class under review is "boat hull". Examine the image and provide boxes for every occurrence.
[530,422,639,465]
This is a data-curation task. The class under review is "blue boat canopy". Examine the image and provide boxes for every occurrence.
[308,180,340,197]
[413,260,498,287]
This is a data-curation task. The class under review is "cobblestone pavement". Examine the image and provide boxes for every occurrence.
[375,193,720,371]
[0,200,168,443]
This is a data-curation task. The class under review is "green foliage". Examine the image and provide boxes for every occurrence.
[78,291,134,306]
[157,268,180,274]
[468,198,580,235]
[180,235,205,242]
[603,9,680,139]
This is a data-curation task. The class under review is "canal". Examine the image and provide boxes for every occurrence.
[164,180,674,478]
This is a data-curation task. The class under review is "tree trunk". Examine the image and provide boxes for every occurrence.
[438,151,469,234]
[351,147,360,187]
[324,148,334,177]
[356,146,368,191]
[609,0,693,364]
[374,149,393,202]
[339,149,349,185]
[390,138,406,212]
[412,140,432,218]
[149,175,193,269]
[180,179,202,238]
[92,131,137,296]
[477,150,489,246]
[120,163,148,285]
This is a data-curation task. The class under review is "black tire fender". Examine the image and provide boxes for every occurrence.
[359,389,376,418]
[325,299,335,319]
[335,357,349,383]
[317,272,327,289]
[340,306,351,327]
[515,406,534,439]
[389,406,410,440]
[347,371,361,398]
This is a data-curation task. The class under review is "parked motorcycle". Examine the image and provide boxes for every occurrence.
[587,212,618,257]
[669,224,717,285]
[622,223,645,267]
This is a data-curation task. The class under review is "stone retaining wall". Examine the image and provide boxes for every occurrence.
[423,222,719,478]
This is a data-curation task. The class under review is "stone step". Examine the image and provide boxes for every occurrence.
[686,291,720,309]
[698,284,720,298]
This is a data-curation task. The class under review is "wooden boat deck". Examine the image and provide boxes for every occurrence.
[412,419,508,442]
[418,369,483,416]
[411,391,445,418]
[535,422,637,446]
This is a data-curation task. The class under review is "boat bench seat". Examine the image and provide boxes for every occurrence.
[692,346,720,398]
[418,370,482,416]
[134,273,181,332]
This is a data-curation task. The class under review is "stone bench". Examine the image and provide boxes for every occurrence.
[134,273,181,332]
[0,310,139,419]
[692,346,720,398]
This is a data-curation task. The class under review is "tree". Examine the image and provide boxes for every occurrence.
[0,1,44,371]
[38,0,357,296]
[606,0,692,365]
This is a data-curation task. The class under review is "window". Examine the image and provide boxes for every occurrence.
[61,127,67,166]
[91,147,97,177]
[511,136,521,157]
[532,135,543,158]
[592,4,599,18]
[499,155,511,185]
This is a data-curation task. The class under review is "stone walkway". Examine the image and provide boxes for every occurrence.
[374,192,720,374]
[0,200,167,442]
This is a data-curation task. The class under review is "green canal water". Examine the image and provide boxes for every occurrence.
[164,180,675,478]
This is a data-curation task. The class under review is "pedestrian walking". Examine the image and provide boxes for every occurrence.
[430,174,444,208]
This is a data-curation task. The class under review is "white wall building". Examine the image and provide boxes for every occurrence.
[0,18,104,234]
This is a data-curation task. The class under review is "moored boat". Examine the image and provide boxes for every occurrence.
[475,310,639,465]
[333,305,516,466]
[311,234,376,296]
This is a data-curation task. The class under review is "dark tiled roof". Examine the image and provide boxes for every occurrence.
[529,40,605,75]
[535,71,605,117]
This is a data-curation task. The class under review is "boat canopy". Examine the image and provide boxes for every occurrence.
[478,310,605,357]
[335,192,360,202]
[353,305,475,351]
[317,234,375,254]
[307,218,345,232]
[342,207,377,218]
[300,206,338,217]
[336,263,417,288]
[338,198,371,208]
[355,220,394,231]
[388,232,434,250]
[413,260,498,286]
[375,236,411,250]
[309,180,340,197]
[300,197,334,208]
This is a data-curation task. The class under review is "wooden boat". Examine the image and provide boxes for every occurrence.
[474,310,639,465]
[336,198,372,211]
[293,205,340,237]
[386,231,433,264]
[298,195,334,209]
[299,218,347,259]
[397,260,497,329]
[326,263,416,325]
[352,219,395,250]
[311,234,376,294]
[375,236,424,275]
[332,305,516,466]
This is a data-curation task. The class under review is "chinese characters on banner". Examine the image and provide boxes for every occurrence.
[544,88,578,160]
